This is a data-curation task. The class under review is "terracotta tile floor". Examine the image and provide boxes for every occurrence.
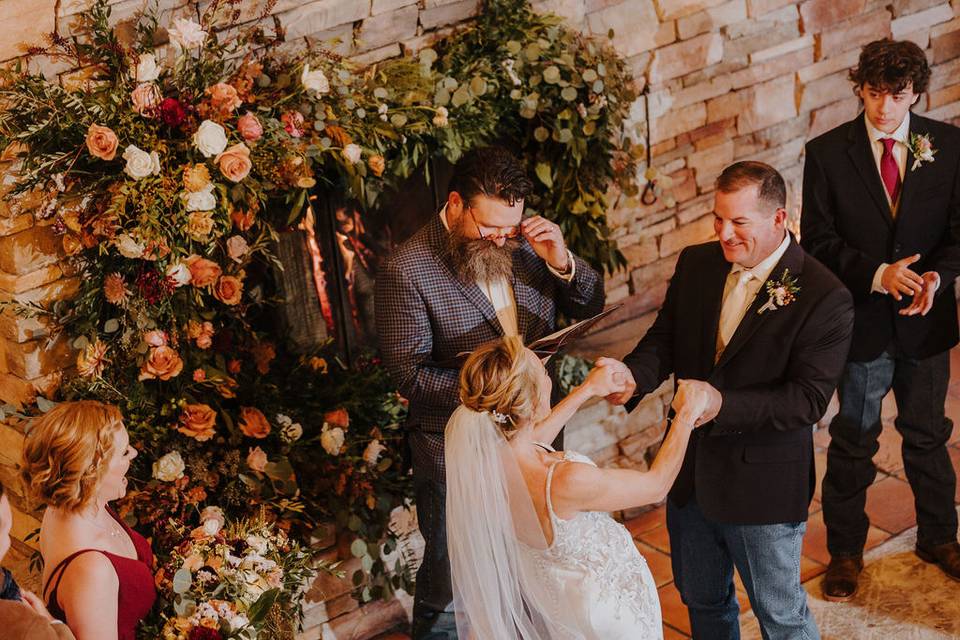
[378,360,960,640]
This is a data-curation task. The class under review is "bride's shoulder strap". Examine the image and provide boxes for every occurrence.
[544,458,566,518]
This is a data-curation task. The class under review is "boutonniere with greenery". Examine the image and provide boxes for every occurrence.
[909,132,936,171]
[758,269,800,315]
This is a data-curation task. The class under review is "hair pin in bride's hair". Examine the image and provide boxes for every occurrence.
[489,410,509,424]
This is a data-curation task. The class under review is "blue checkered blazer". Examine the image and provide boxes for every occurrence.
[375,215,605,480]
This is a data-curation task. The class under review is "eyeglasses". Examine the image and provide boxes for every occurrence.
[467,206,521,241]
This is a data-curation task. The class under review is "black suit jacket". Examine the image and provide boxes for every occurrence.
[801,113,960,361]
[623,237,854,525]
[375,215,605,481]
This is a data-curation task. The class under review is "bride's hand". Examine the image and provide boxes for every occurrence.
[582,360,628,397]
[671,379,721,428]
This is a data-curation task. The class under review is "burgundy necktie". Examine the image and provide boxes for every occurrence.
[880,138,902,204]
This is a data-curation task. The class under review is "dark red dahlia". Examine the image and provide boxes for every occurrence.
[159,98,187,127]
[188,627,222,640]
[135,268,176,305]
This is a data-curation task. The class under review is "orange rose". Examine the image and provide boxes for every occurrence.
[206,82,242,113]
[215,143,252,183]
[324,407,350,429]
[368,154,385,177]
[251,341,276,375]
[186,255,222,287]
[86,123,119,160]
[239,406,270,439]
[178,403,217,441]
[213,275,243,305]
[138,345,184,381]
[231,208,255,231]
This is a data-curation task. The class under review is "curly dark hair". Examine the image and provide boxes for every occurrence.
[849,39,930,95]
[446,146,533,207]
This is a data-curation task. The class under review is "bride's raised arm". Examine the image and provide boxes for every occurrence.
[529,358,627,444]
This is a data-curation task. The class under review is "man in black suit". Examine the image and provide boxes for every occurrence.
[376,146,604,638]
[611,162,853,638]
[801,38,960,600]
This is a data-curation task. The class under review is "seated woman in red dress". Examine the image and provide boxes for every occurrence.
[20,401,156,640]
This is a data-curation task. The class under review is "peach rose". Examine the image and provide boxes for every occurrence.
[239,407,270,439]
[193,368,206,382]
[215,143,252,183]
[237,112,263,142]
[139,345,184,381]
[186,255,222,287]
[206,82,242,113]
[178,403,217,441]
[182,164,211,192]
[324,407,350,429]
[213,275,243,305]
[187,320,215,349]
[143,329,168,347]
[131,83,161,116]
[247,446,268,473]
[86,124,119,160]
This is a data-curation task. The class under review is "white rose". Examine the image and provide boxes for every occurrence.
[202,518,221,537]
[122,145,161,180]
[321,426,345,456]
[131,52,160,82]
[115,233,145,258]
[275,413,292,427]
[300,63,330,94]
[363,439,387,466]
[281,421,303,442]
[182,183,217,212]
[152,451,185,482]
[343,143,362,165]
[166,262,192,287]
[169,18,207,49]
[246,534,270,555]
[193,120,228,158]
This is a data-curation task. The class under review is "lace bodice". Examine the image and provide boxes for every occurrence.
[522,447,662,639]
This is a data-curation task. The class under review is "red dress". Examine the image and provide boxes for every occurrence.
[44,509,156,640]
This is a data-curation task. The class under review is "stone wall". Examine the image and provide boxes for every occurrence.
[2,0,960,638]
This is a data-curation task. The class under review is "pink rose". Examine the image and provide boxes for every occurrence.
[226,235,249,263]
[282,111,305,138]
[143,330,168,347]
[237,111,263,142]
[86,124,119,160]
[215,143,252,183]
[131,83,161,116]
[247,446,268,473]
[193,368,206,382]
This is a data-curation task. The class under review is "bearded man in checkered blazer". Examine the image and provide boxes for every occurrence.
[375,146,605,639]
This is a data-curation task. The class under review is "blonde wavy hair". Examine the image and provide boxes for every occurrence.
[459,336,544,437]
[20,400,124,512]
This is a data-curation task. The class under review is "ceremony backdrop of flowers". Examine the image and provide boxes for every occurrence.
[0,0,645,635]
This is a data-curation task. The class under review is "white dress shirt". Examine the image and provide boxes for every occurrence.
[716,232,791,356]
[439,205,574,337]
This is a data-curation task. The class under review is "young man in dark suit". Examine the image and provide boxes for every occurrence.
[375,146,604,638]
[612,162,854,638]
[801,38,960,601]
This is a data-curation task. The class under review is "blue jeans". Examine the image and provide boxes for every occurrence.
[667,499,818,640]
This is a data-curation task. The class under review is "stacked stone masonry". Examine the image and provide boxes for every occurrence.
[1,0,959,637]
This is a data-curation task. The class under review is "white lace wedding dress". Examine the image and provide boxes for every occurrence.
[524,447,664,639]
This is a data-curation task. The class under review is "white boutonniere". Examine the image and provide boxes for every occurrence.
[909,132,936,171]
[758,269,800,315]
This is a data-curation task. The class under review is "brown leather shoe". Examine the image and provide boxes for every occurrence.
[916,541,960,581]
[823,555,864,602]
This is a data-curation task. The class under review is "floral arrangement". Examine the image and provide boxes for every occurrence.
[155,508,323,640]
[758,268,800,315]
[909,132,936,171]
[0,0,646,633]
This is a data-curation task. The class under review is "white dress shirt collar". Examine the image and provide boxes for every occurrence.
[865,111,910,147]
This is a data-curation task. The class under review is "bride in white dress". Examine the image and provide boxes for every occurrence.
[445,336,705,639]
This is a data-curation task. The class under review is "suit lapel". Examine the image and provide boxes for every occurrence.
[894,114,929,224]
[511,251,533,340]
[715,237,805,370]
[701,246,731,376]
[847,114,894,229]
[427,215,505,336]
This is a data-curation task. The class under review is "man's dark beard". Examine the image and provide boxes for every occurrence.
[442,227,520,283]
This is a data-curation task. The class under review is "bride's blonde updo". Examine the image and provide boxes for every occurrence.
[459,336,543,437]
